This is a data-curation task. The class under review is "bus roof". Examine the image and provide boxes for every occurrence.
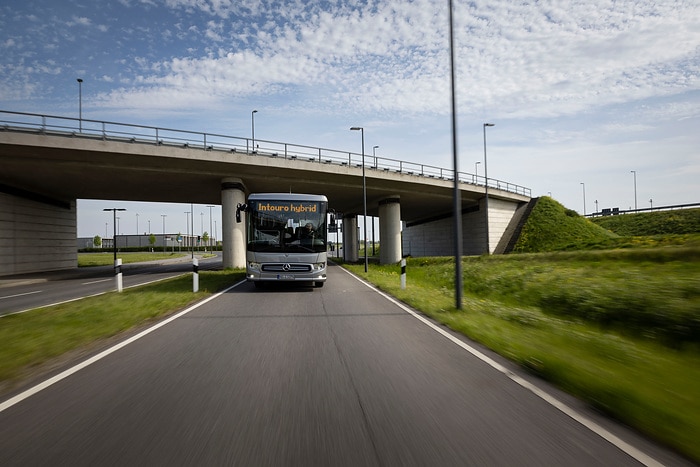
[248,193,328,202]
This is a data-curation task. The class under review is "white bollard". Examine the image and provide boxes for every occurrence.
[400,257,406,290]
[193,257,199,293]
[115,258,123,292]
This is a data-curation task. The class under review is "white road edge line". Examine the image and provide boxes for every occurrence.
[0,290,43,300]
[339,267,665,467]
[0,280,247,414]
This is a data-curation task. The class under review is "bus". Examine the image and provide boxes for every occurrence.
[237,193,329,288]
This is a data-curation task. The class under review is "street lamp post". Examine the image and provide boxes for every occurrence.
[136,213,140,247]
[185,211,191,255]
[580,182,586,216]
[631,170,637,211]
[77,78,83,132]
[474,161,481,184]
[350,126,368,273]
[372,145,379,254]
[449,0,462,309]
[251,110,258,152]
[483,123,495,255]
[207,205,215,252]
[161,214,167,253]
[103,208,126,263]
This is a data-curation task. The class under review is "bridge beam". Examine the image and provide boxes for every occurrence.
[221,178,247,269]
[379,197,401,264]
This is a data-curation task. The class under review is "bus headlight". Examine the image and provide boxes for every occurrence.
[248,261,261,270]
[314,262,326,270]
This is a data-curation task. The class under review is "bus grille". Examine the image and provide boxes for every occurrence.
[262,263,312,272]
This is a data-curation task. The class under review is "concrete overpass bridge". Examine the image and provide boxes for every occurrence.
[0,110,531,276]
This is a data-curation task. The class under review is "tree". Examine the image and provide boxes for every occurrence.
[202,231,209,251]
[93,235,102,248]
[148,234,156,251]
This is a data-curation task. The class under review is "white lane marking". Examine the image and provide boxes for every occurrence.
[0,290,43,300]
[339,267,665,467]
[0,279,247,413]
[82,279,112,285]
[2,273,191,318]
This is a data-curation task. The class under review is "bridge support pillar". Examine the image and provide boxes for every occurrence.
[342,216,359,262]
[379,197,402,264]
[221,178,247,269]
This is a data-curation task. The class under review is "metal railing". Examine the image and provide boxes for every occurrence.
[0,110,531,197]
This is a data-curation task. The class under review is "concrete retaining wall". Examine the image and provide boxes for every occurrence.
[0,192,77,276]
[402,197,520,257]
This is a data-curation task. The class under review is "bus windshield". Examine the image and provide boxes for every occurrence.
[247,199,328,253]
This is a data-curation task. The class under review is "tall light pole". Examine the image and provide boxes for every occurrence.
[185,211,191,255]
[207,205,215,252]
[483,123,495,255]
[350,126,368,273]
[372,145,379,255]
[474,161,481,183]
[77,78,83,132]
[631,170,637,211]
[103,208,126,263]
[136,213,140,247]
[161,214,167,253]
[251,109,258,152]
[449,0,462,309]
[580,182,586,216]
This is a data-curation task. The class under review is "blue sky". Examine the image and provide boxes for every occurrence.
[1,0,698,238]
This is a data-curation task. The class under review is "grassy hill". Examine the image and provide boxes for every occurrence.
[512,198,700,253]
[590,208,700,236]
[511,197,618,253]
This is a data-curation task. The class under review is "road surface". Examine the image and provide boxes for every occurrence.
[0,263,691,466]
[0,254,221,316]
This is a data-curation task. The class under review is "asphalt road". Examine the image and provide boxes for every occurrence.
[0,254,222,316]
[0,263,691,466]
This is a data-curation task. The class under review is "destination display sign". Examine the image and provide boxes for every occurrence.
[255,202,319,214]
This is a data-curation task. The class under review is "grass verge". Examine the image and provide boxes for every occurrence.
[343,255,700,463]
[78,252,188,267]
[0,269,246,392]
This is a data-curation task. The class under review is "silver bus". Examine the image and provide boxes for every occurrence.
[237,193,329,288]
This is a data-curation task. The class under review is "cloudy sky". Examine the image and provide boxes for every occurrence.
[1,0,698,238]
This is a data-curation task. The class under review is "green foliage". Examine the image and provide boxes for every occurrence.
[92,235,102,247]
[149,233,157,246]
[513,197,617,253]
[460,251,700,346]
[591,208,700,236]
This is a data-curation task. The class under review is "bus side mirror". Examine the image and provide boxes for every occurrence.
[236,203,247,223]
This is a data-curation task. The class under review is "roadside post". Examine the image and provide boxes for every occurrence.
[400,257,406,290]
[115,258,123,292]
[193,257,199,293]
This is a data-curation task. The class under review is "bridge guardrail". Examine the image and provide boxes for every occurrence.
[0,110,531,197]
